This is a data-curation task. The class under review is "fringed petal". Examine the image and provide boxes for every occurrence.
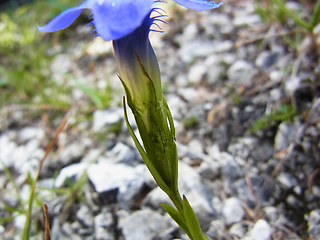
[173,0,223,11]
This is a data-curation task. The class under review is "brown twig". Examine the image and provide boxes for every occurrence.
[43,204,51,240]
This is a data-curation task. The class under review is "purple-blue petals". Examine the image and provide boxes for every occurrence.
[38,0,222,41]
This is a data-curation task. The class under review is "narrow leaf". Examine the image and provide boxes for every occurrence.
[182,195,206,240]
[22,111,70,240]
[161,203,193,238]
[72,78,103,109]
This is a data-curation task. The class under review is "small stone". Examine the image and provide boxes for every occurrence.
[206,219,226,239]
[14,214,26,230]
[263,206,280,223]
[57,142,86,165]
[255,51,280,70]
[277,172,297,189]
[219,152,244,182]
[178,40,215,63]
[55,163,88,188]
[198,160,221,180]
[86,37,112,56]
[87,161,147,209]
[178,87,198,102]
[233,175,279,207]
[111,142,136,164]
[205,55,223,84]
[233,14,261,27]
[118,209,173,240]
[227,60,257,86]
[182,23,198,40]
[188,63,207,84]
[18,127,45,143]
[308,209,320,239]
[76,205,94,227]
[212,40,233,53]
[274,122,297,151]
[92,108,123,132]
[229,222,247,238]
[0,134,17,169]
[244,219,272,240]
[222,197,245,225]
[188,139,204,156]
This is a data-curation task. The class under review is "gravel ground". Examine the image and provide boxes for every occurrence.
[1,1,320,239]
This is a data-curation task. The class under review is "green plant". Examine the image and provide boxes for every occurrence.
[183,116,199,129]
[249,104,296,133]
[72,77,112,109]
[0,0,104,109]
[255,0,320,32]
[0,3,67,108]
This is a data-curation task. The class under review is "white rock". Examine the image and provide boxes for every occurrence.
[14,214,26,230]
[119,209,173,240]
[222,197,245,225]
[277,172,297,189]
[229,222,246,238]
[227,60,257,86]
[274,122,297,151]
[255,51,279,69]
[55,162,88,187]
[178,87,198,102]
[0,134,17,169]
[94,210,114,239]
[111,142,136,163]
[178,40,215,63]
[92,108,123,132]
[18,127,44,143]
[244,219,272,240]
[87,161,148,209]
[188,63,207,84]
[13,139,45,175]
[212,40,233,53]
[183,23,199,40]
[308,209,320,239]
[86,37,112,56]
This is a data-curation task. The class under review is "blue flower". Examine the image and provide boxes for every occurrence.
[113,10,162,109]
[38,0,223,41]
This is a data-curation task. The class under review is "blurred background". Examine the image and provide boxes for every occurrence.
[0,0,319,239]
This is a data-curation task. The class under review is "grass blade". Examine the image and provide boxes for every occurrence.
[21,111,70,240]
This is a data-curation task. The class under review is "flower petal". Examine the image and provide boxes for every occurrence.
[38,1,91,32]
[92,0,154,41]
[173,0,223,11]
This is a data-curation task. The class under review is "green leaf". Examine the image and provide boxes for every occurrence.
[271,0,311,30]
[72,78,104,109]
[161,203,192,238]
[182,195,206,240]
[309,0,320,30]
[122,97,171,194]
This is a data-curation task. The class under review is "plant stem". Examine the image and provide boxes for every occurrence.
[272,0,311,30]
[309,0,320,30]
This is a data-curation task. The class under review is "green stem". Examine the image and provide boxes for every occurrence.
[167,189,184,213]
[309,0,320,30]
[271,0,311,30]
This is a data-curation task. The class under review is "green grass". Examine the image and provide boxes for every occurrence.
[254,0,320,31]
[249,104,296,134]
[183,116,198,129]
[0,0,111,111]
